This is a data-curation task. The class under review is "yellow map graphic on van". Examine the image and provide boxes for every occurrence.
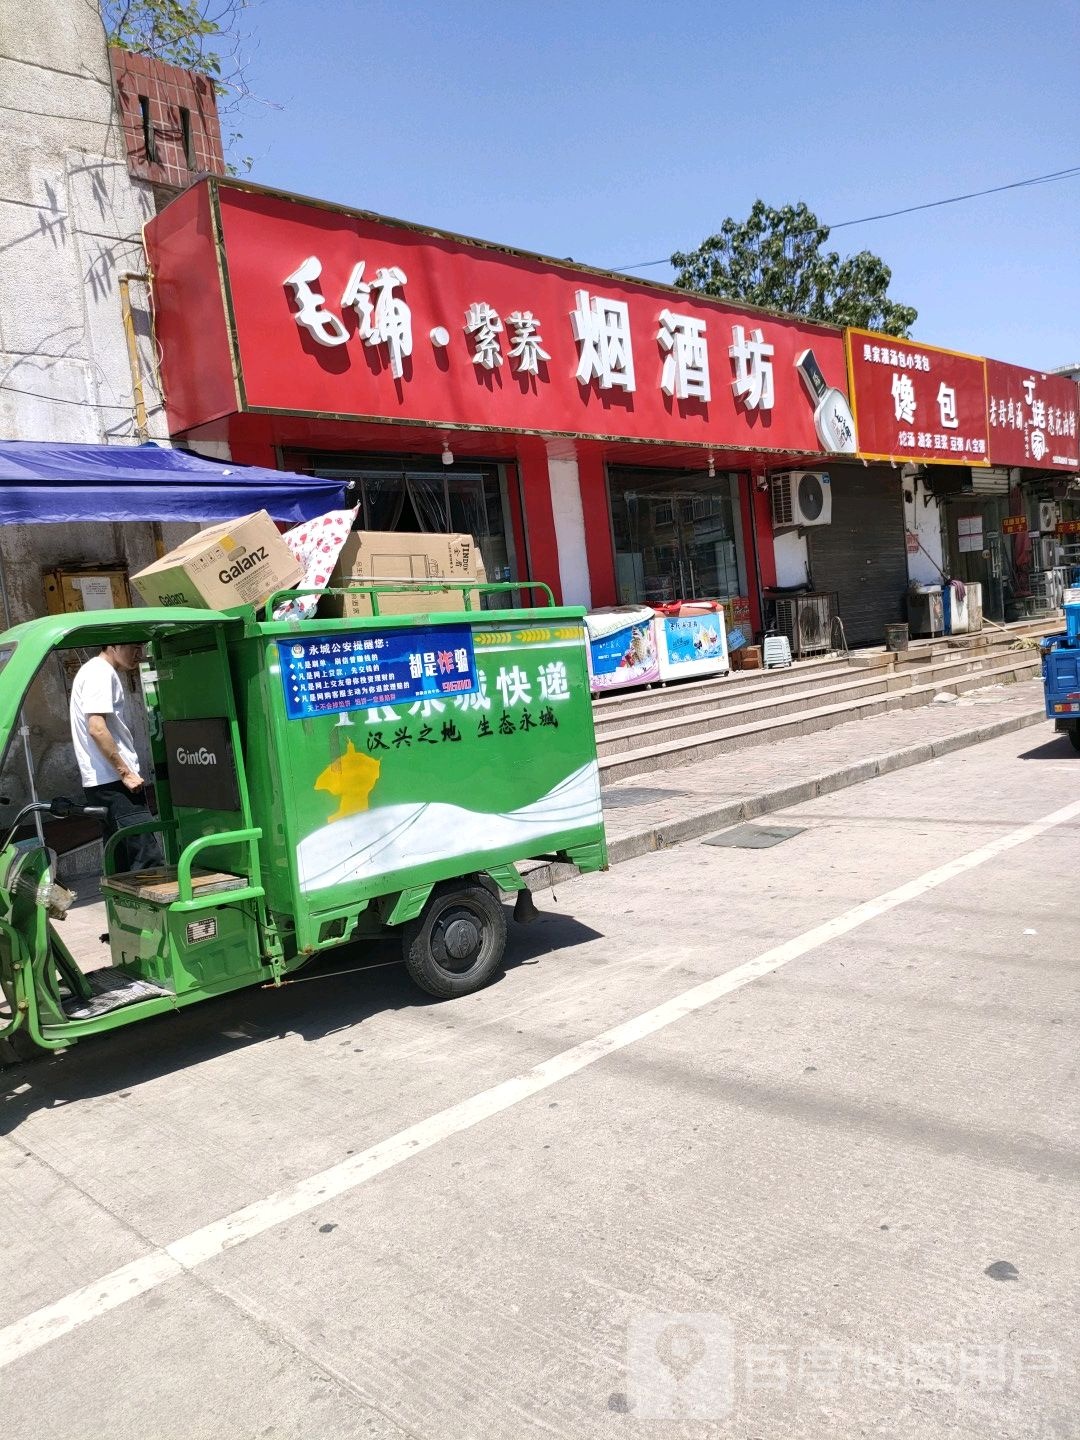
[316,741,381,822]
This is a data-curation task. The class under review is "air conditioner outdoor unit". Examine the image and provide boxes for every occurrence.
[773,592,837,658]
[770,471,832,529]
[1038,500,1060,534]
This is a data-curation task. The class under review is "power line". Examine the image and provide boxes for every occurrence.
[609,163,1080,272]
[828,164,1080,229]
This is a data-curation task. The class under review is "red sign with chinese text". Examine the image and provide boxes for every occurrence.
[147,180,853,458]
[1056,520,1080,536]
[846,329,989,466]
[985,359,1079,471]
[1001,515,1029,535]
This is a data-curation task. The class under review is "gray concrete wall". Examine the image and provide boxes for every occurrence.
[0,0,193,810]
[0,0,166,451]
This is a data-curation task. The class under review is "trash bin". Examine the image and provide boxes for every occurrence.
[884,622,909,652]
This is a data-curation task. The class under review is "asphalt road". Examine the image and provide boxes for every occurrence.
[2,724,1078,1439]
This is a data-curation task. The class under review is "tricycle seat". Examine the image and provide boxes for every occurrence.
[103,867,248,906]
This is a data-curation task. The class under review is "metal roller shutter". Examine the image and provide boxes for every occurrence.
[807,464,907,647]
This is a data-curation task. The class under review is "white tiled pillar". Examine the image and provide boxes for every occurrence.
[546,446,592,608]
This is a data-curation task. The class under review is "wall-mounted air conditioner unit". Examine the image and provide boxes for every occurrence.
[1038,500,1060,534]
[770,472,833,529]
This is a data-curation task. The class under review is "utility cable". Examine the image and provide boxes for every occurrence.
[609,163,1080,272]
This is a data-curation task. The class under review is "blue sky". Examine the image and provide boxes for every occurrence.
[234,0,1079,369]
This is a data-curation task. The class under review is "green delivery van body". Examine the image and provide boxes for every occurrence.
[0,587,606,1053]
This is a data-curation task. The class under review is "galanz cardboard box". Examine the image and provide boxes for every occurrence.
[325,531,487,617]
[131,511,303,611]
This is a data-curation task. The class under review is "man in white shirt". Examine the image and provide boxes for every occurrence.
[69,643,162,874]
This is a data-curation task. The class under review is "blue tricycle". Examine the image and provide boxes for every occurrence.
[1041,603,1080,752]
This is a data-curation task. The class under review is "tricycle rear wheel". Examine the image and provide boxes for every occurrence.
[403,881,507,999]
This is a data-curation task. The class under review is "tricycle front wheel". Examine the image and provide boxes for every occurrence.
[403,881,508,999]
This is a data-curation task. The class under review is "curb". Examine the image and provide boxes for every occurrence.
[518,707,1046,893]
[604,707,1047,867]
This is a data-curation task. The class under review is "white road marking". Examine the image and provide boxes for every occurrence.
[4,795,1079,1369]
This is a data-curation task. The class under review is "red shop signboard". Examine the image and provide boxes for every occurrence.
[984,359,1079,471]
[845,329,989,466]
[147,179,855,457]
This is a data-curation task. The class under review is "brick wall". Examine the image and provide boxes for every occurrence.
[110,48,225,188]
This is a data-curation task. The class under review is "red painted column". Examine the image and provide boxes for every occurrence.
[515,437,562,605]
[505,457,530,600]
[221,415,279,469]
[740,473,776,637]
[752,483,777,590]
[224,437,278,468]
[576,445,617,608]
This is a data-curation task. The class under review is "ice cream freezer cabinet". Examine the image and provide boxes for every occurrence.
[652,603,729,682]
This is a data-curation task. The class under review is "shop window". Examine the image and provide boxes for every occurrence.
[608,466,748,606]
[286,452,520,608]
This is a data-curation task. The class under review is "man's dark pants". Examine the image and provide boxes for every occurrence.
[83,781,163,874]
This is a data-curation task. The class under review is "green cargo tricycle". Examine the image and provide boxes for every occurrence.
[0,584,607,1054]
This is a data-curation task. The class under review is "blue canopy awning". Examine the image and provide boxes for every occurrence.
[0,441,346,524]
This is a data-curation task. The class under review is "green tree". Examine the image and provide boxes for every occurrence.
[100,0,234,76]
[671,201,918,338]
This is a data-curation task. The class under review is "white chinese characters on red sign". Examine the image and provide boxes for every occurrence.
[846,330,989,464]
[283,257,788,414]
[195,185,855,458]
[865,339,981,455]
[984,359,1079,471]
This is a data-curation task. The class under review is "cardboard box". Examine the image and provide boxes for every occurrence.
[324,530,487,617]
[731,645,763,671]
[131,511,303,612]
[721,595,752,651]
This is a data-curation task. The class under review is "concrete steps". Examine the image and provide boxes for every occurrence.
[594,623,1050,786]
[593,658,854,730]
[596,648,1038,757]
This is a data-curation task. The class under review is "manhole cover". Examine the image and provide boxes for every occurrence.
[601,786,691,810]
[704,823,807,849]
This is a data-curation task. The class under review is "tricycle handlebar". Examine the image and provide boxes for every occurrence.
[1,797,108,853]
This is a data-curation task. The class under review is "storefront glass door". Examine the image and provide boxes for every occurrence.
[946,496,1008,620]
[607,467,747,605]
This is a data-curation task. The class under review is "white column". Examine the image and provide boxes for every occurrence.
[547,447,592,608]
[903,476,945,584]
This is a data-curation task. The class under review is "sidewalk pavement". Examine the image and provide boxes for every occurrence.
[595,678,1048,866]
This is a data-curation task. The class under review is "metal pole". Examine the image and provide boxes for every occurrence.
[19,727,45,844]
[0,546,12,632]
[118,273,149,441]
[746,473,766,640]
